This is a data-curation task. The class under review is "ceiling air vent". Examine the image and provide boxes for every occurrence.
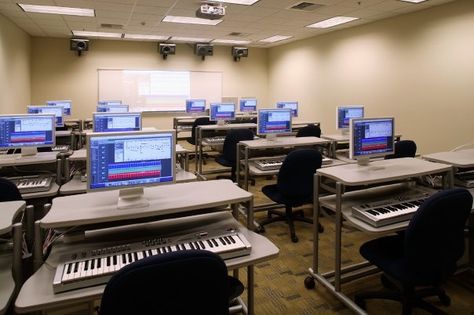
[100,23,123,29]
[288,1,324,12]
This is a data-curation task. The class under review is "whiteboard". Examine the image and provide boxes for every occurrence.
[98,69,223,112]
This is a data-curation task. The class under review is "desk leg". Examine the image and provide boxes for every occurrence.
[247,265,254,315]
[12,222,23,288]
[33,221,43,272]
[244,147,249,191]
[247,199,254,231]
[335,182,343,292]
[312,174,321,273]
[198,128,203,174]
[236,144,241,187]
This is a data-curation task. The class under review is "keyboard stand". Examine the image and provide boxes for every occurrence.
[308,158,453,314]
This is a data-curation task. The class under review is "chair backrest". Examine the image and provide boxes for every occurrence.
[100,250,231,315]
[277,149,322,199]
[385,140,417,159]
[222,129,254,163]
[189,117,215,145]
[404,188,472,281]
[296,124,321,138]
[0,177,22,202]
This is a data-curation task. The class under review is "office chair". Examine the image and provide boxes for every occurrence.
[99,250,244,315]
[296,124,321,138]
[355,188,473,315]
[385,140,417,159]
[216,129,254,182]
[259,149,323,242]
[186,117,215,163]
[0,177,22,201]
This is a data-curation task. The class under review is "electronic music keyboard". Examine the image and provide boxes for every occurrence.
[8,175,53,194]
[52,229,251,294]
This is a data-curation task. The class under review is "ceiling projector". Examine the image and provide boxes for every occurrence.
[196,3,225,20]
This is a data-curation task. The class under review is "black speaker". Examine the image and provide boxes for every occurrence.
[70,38,89,56]
[195,43,213,60]
[158,43,176,59]
[232,46,248,61]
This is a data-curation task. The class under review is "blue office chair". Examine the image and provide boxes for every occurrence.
[99,250,244,315]
[0,177,22,201]
[355,188,472,314]
[216,129,254,182]
[259,149,323,242]
[296,124,321,138]
[385,140,417,159]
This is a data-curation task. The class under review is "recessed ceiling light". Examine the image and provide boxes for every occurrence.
[213,39,252,45]
[72,31,122,38]
[163,16,222,26]
[259,35,292,43]
[216,0,260,5]
[306,16,359,29]
[399,0,428,3]
[171,36,213,43]
[17,3,94,17]
[123,34,169,41]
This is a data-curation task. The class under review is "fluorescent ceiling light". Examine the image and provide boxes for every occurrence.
[306,16,359,29]
[124,34,169,41]
[18,4,94,17]
[171,36,213,42]
[214,0,260,5]
[259,35,292,43]
[72,31,122,38]
[163,16,222,26]
[213,39,251,45]
[399,0,428,3]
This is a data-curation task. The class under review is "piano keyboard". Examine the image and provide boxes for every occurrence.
[253,156,332,171]
[8,175,53,194]
[351,189,436,227]
[204,136,226,144]
[53,230,251,294]
[52,145,70,152]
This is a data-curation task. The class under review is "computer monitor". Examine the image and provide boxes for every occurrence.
[337,105,364,132]
[349,117,395,166]
[27,105,65,128]
[276,101,298,117]
[0,114,55,156]
[240,98,257,112]
[87,130,175,210]
[257,108,292,141]
[209,103,235,125]
[46,100,72,116]
[185,99,206,114]
[98,100,122,106]
[92,112,142,132]
[96,104,129,113]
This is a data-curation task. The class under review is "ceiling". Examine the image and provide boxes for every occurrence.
[0,0,456,47]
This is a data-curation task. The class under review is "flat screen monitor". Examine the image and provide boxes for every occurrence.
[349,117,395,166]
[0,114,55,156]
[257,109,292,140]
[27,105,64,127]
[87,130,176,209]
[98,100,122,106]
[92,112,142,132]
[240,98,257,112]
[209,103,235,123]
[47,100,72,116]
[96,104,129,113]
[276,101,298,117]
[337,105,364,130]
[185,99,206,114]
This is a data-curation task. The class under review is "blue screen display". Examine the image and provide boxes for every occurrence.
[276,102,298,117]
[351,118,394,158]
[337,106,364,129]
[96,105,129,113]
[240,99,257,112]
[186,99,206,113]
[258,109,292,135]
[0,115,55,148]
[93,113,141,132]
[210,103,235,121]
[47,100,72,116]
[27,105,64,127]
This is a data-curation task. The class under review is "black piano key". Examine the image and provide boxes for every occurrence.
[148,249,153,256]
[229,236,236,244]
[106,256,111,267]
[84,260,89,271]
[199,241,205,249]
[127,253,132,262]
[211,239,218,247]
[189,242,195,250]
[207,240,213,248]
[167,246,172,252]
[218,237,226,246]
[66,263,72,274]
[97,258,101,269]
[134,252,138,261]
[113,255,118,265]
[122,253,126,263]
[142,250,148,257]
[90,259,95,269]
[367,210,378,216]
[74,262,79,273]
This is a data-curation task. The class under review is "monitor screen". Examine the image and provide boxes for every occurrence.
[87,131,175,192]
[209,103,235,121]
[27,105,64,127]
[0,114,55,149]
[96,104,129,113]
[98,100,122,106]
[337,106,364,129]
[276,101,298,117]
[47,100,72,116]
[257,109,292,135]
[185,99,206,113]
[240,98,257,112]
[92,112,142,132]
[350,117,395,161]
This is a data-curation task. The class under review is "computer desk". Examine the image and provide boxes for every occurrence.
[0,201,24,315]
[321,133,402,158]
[308,157,453,314]
[16,180,278,315]
[173,115,208,142]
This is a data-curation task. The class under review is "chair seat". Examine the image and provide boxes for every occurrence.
[228,275,245,301]
[262,184,311,208]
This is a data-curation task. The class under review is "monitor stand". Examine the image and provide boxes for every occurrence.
[217,120,226,126]
[117,187,150,210]
[340,129,349,136]
[21,147,38,157]
[266,134,277,141]
[356,156,385,170]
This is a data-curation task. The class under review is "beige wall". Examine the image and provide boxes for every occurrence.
[30,38,268,129]
[0,14,31,113]
[268,0,474,154]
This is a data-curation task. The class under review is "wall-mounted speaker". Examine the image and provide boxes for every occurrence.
[158,43,176,60]
[232,46,248,61]
[70,38,89,56]
[195,43,213,60]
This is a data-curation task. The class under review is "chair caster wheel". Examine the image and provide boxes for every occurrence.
[354,296,366,310]
[291,235,299,243]
[304,276,315,289]
[256,226,265,233]
[438,292,451,306]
